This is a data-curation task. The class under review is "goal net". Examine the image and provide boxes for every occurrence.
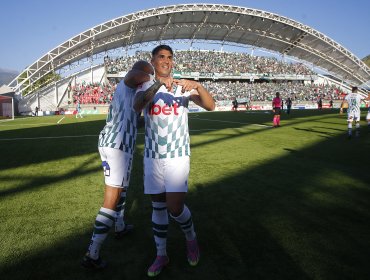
[0,95,14,121]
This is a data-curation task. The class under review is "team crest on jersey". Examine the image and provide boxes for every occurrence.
[102,161,110,176]
[153,92,189,107]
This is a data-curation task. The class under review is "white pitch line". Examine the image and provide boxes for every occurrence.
[0,122,57,127]
[57,117,65,124]
[0,120,270,141]
[0,130,215,141]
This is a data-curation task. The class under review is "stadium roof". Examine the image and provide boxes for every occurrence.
[9,3,370,94]
[0,85,14,95]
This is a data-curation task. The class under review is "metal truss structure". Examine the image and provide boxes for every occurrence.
[8,3,370,94]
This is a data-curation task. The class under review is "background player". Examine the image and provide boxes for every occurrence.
[76,102,83,118]
[286,97,292,115]
[82,61,154,269]
[232,97,238,111]
[340,86,365,138]
[134,45,215,277]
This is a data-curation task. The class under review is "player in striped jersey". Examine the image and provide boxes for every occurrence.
[340,86,365,138]
[82,61,154,269]
[134,45,215,277]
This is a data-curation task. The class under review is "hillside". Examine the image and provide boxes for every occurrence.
[0,68,18,86]
[363,55,370,67]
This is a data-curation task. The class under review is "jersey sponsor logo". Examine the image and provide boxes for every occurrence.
[150,102,180,115]
[149,92,188,116]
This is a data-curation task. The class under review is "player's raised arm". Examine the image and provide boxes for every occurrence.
[174,79,215,111]
[133,76,174,112]
[133,80,164,112]
[124,60,154,89]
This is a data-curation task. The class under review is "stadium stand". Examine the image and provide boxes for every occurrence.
[86,51,342,109]
[104,50,315,76]
[70,82,116,105]
[203,80,343,102]
[22,50,346,114]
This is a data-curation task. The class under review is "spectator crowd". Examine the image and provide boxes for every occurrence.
[70,82,116,104]
[203,81,343,104]
[70,50,343,106]
[104,50,315,76]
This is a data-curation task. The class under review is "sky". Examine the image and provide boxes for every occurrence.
[1,0,369,73]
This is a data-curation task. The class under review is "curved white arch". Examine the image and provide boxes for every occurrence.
[9,3,370,94]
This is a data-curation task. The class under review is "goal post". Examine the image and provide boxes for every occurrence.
[0,95,15,121]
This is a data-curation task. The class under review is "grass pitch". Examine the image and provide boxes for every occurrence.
[0,109,369,280]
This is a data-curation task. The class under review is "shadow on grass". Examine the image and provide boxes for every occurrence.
[0,119,105,171]
[0,110,341,171]
[0,154,100,198]
[0,111,333,200]
[1,111,369,279]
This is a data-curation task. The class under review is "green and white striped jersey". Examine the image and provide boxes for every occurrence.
[137,80,191,159]
[345,93,364,116]
[98,81,139,154]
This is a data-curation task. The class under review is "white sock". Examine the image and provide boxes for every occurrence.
[87,207,115,259]
[152,201,168,256]
[170,205,196,241]
[115,191,127,232]
[348,122,352,135]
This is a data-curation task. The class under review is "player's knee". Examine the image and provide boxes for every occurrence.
[167,204,184,217]
[169,208,183,217]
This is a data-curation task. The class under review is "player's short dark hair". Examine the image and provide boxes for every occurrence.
[352,86,358,92]
[151,45,173,56]
[132,60,153,74]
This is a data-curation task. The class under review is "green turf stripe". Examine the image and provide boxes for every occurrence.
[152,222,168,231]
[98,211,115,222]
[93,227,110,235]
[178,217,192,226]
[153,229,167,238]
[94,221,109,228]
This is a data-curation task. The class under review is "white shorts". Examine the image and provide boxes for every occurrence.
[98,147,133,188]
[347,111,361,122]
[144,156,190,194]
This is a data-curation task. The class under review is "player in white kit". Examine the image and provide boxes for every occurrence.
[82,61,154,269]
[340,86,365,138]
[134,45,215,277]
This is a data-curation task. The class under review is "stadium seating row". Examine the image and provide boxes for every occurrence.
[104,50,315,76]
[70,80,343,105]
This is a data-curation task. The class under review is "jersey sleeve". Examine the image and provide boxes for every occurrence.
[136,79,155,94]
